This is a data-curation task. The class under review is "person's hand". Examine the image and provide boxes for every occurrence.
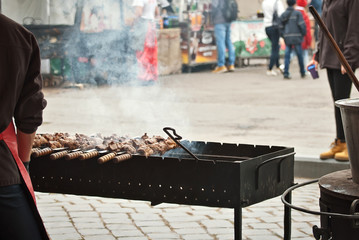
[23,161,30,175]
[341,65,347,75]
[307,59,319,70]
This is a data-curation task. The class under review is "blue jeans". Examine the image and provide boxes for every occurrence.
[265,26,280,70]
[284,44,305,77]
[214,23,235,67]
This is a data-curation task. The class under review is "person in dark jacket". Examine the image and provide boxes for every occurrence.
[308,0,359,161]
[0,13,48,239]
[280,0,306,79]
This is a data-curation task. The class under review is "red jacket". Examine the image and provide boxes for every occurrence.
[295,6,312,50]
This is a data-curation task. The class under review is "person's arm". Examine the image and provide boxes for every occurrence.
[17,130,35,164]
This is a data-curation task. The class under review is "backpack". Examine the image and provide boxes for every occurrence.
[222,0,238,22]
[272,0,280,28]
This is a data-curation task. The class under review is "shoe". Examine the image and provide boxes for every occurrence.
[320,139,347,160]
[227,65,235,72]
[212,66,228,73]
[301,73,306,79]
[283,74,291,79]
[278,64,285,74]
[334,148,349,161]
[266,70,277,76]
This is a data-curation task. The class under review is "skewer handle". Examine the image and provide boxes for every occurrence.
[50,150,68,160]
[79,151,99,160]
[97,152,116,164]
[113,153,132,163]
[31,147,52,158]
[65,151,82,160]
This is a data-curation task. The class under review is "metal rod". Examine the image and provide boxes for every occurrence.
[284,189,292,240]
[234,207,242,240]
[163,127,200,161]
[281,179,359,219]
[309,6,359,92]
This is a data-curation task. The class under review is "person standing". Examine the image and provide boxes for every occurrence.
[131,0,159,84]
[262,0,285,76]
[280,0,306,79]
[211,0,236,73]
[308,0,359,161]
[295,0,312,72]
[0,13,48,239]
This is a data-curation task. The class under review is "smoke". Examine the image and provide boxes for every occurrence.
[34,0,199,146]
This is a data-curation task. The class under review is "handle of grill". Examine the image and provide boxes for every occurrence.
[255,152,295,189]
[163,127,200,162]
[309,6,359,92]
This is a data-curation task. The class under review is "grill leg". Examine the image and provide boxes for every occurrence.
[284,191,292,240]
[234,207,242,240]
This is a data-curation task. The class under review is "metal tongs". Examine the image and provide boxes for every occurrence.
[163,127,200,161]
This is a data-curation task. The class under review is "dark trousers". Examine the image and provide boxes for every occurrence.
[0,184,43,240]
[265,26,280,70]
[327,68,353,141]
[284,44,305,77]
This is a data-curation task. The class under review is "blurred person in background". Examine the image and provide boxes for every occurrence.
[0,13,48,239]
[293,0,312,74]
[262,0,285,76]
[308,0,359,161]
[211,0,236,74]
[131,0,159,85]
[280,0,306,79]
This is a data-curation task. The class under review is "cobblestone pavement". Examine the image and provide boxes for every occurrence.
[36,178,320,240]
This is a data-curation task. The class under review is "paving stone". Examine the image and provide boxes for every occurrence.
[113,230,146,238]
[174,227,208,234]
[168,221,202,229]
[181,233,214,240]
[78,228,110,235]
[73,222,106,229]
[48,233,82,240]
[146,232,181,239]
[201,219,233,228]
[82,235,116,240]
[138,225,172,233]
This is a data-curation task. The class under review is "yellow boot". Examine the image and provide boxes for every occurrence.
[320,139,346,160]
[334,147,349,161]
